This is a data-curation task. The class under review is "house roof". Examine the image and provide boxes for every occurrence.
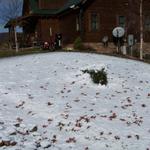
[29,0,84,15]
[5,0,87,28]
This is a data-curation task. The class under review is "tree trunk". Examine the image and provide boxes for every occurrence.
[14,26,19,53]
[140,0,143,60]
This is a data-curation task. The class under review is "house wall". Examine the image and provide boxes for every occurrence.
[82,0,131,42]
[143,0,150,42]
[59,12,80,44]
[33,12,80,44]
[22,0,30,15]
[39,18,60,42]
[22,0,150,45]
[82,0,150,42]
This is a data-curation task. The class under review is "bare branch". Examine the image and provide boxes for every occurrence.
[0,0,22,23]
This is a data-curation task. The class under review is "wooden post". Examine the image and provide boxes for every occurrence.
[14,26,19,53]
[8,27,12,50]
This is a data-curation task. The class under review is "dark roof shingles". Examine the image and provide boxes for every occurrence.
[29,0,83,15]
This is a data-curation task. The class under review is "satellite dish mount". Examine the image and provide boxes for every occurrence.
[112,27,125,53]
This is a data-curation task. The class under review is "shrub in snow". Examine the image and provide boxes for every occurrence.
[82,68,108,85]
[0,140,17,147]
[30,126,38,132]
[73,37,84,50]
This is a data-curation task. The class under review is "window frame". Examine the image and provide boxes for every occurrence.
[89,12,100,32]
[118,15,126,29]
[145,16,150,31]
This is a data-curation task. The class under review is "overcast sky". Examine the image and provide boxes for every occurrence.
[0,23,7,32]
[0,0,23,32]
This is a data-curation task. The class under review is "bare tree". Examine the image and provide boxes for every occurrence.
[0,0,22,52]
[128,0,144,60]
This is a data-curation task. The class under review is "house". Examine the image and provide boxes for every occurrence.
[5,0,150,48]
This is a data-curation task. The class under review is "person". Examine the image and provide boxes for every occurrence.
[55,33,62,49]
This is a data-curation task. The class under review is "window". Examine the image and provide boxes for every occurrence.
[90,13,99,31]
[118,16,126,28]
[145,16,150,31]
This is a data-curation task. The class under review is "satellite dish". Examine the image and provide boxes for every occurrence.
[112,27,125,38]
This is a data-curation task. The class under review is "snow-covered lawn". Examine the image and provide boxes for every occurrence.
[0,52,150,150]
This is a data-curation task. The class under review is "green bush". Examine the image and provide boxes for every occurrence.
[73,37,84,50]
[82,68,108,85]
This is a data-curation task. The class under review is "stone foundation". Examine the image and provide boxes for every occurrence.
[84,42,116,53]
[136,43,150,54]
[64,42,117,53]
[64,42,150,55]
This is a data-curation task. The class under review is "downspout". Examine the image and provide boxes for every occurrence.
[14,26,19,53]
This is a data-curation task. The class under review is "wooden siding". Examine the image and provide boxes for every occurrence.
[143,0,150,42]
[22,0,30,15]
[39,18,60,42]
[82,0,150,42]
[83,0,132,42]
[59,12,80,44]
[22,0,150,44]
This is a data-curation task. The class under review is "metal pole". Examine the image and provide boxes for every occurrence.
[140,0,143,60]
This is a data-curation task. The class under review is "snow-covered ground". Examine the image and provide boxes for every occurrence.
[0,52,150,150]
